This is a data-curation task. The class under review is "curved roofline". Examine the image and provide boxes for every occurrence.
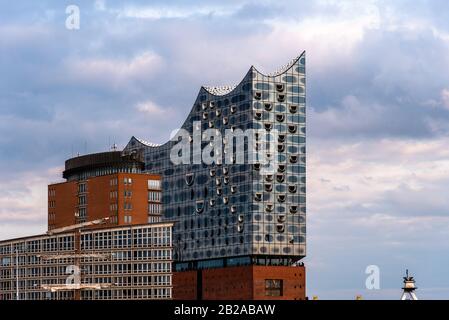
[134,137,161,147]
[201,51,305,97]
[124,52,305,151]
[200,67,253,97]
[252,51,305,77]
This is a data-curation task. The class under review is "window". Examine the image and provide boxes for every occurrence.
[79,195,87,205]
[78,183,86,193]
[148,179,161,190]
[265,279,283,297]
[110,178,118,186]
[79,208,87,218]
[148,192,161,202]
[148,203,161,214]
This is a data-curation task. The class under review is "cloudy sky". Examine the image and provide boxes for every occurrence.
[1,0,449,299]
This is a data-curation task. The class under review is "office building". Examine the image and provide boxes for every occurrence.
[48,151,162,230]
[0,223,173,300]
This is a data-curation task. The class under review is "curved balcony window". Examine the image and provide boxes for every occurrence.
[288,125,297,133]
[277,214,286,223]
[276,83,284,92]
[185,173,195,186]
[289,105,298,113]
[276,174,285,183]
[276,114,285,122]
[277,94,285,102]
[290,155,298,163]
[276,224,285,233]
[196,201,205,214]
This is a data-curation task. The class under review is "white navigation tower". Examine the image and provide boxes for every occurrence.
[401,269,418,300]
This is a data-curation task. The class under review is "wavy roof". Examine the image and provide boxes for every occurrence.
[203,85,237,96]
[202,52,305,96]
[124,52,305,150]
[134,137,161,147]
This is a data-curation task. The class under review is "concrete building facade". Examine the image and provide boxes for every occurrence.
[0,223,173,300]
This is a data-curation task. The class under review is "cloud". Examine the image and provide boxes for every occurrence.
[94,0,107,11]
[135,100,171,116]
[441,89,449,109]
[0,167,59,240]
[65,51,164,89]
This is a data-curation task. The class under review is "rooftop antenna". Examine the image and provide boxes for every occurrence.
[401,269,418,300]
[111,142,117,151]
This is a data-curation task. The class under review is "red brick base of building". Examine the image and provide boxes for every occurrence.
[173,265,306,300]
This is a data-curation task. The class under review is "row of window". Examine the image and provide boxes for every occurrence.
[149,203,161,214]
[0,262,172,279]
[148,191,161,202]
[148,179,161,190]
[0,227,172,254]
[0,287,172,300]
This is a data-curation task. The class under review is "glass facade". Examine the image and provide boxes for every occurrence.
[123,53,306,269]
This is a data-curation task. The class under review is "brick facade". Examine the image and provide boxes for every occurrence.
[48,173,161,230]
[173,265,306,300]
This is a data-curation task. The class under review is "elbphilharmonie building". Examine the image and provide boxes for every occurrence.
[123,52,306,299]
